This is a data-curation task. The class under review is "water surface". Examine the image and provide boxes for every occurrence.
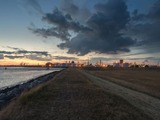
[0,67,62,89]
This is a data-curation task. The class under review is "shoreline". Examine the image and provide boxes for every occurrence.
[0,70,62,109]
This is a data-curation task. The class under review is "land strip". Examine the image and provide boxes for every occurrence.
[86,69,160,98]
[0,68,151,120]
[79,69,160,120]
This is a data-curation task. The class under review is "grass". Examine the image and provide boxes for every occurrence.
[87,68,160,99]
[0,68,152,120]
[19,85,47,105]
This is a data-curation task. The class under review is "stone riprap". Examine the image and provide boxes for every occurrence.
[0,71,60,109]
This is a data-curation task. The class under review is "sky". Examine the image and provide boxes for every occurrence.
[0,0,160,65]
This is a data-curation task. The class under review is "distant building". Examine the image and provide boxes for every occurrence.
[123,63,129,68]
[45,62,53,69]
[120,59,123,64]
[113,60,130,68]
[113,63,120,68]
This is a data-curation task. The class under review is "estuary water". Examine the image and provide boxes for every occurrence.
[0,67,62,89]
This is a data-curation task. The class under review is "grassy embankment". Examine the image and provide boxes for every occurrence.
[87,68,160,99]
[0,68,152,120]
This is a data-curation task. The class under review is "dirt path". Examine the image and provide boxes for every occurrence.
[79,69,160,120]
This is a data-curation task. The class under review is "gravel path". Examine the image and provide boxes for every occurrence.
[79,69,160,120]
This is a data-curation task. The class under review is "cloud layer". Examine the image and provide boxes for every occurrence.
[60,0,91,22]
[30,8,91,41]
[30,0,160,56]
[53,56,78,60]
[58,0,137,55]
[0,46,79,62]
[22,0,43,15]
[0,46,51,61]
[129,0,160,53]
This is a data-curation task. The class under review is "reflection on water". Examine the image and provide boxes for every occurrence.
[0,67,62,89]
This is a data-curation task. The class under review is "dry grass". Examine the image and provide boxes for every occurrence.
[87,69,160,98]
[0,68,152,120]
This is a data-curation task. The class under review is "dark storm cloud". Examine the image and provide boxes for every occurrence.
[129,0,160,53]
[58,0,137,55]
[29,27,71,41]
[148,0,160,20]
[31,0,160,56]
[54,56,78,60]
[31,0,137,56]
[42,8,91,32]
[60,0,79,16]
[30,8,91,41]
[131,9,146,21]
[60,0,91,21]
